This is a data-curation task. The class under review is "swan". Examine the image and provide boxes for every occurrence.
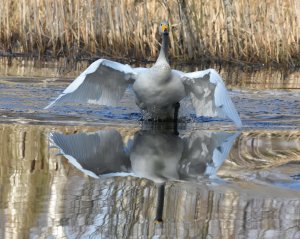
[45,20,242,127]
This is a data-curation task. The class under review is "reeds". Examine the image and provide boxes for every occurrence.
[0,0,299,66]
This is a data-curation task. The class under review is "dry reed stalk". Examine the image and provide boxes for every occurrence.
[0,0,299,66]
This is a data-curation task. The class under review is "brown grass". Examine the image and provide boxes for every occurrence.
[0,0,299,66]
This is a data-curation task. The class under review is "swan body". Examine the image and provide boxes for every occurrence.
[45,20,242,127]
[133,64,186,117]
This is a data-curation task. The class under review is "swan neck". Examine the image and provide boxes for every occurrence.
[157,33,169,63]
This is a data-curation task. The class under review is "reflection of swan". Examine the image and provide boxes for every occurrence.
[50,128,239,222]
[45,20,242,127]
[50,129,239,183]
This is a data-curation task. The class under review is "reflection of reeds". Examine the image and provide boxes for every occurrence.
[0,0,299,65]
[228,131,300,169]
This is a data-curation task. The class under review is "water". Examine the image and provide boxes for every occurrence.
[0,58,300,238]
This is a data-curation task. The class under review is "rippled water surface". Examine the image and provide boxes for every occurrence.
[0,58,300,238]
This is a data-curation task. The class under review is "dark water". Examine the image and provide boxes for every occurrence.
[0,58,300,238]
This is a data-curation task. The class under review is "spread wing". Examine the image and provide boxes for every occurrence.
[179,131,240,179]
[45,59,137,109]
[206,131,240,177]
[50,130,131,178]
[174,68,242,127]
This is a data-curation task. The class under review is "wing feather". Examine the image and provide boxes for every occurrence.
[179,131,239,179]
[177,68,242,127]
[50,130,131,177]
[45,59,136,109]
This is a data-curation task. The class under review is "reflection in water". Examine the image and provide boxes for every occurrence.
[229,131,300,169]
[223,67,300,89]
[50,128,239,225]
[50,129,239,183]
[0,124,300,238]
[223,131,300,192]
[163,182,300,239]
[1,58,300,90]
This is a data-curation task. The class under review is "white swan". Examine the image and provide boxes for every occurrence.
[45,20,242,127]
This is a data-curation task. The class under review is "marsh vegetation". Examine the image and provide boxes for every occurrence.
[0,0,300,66]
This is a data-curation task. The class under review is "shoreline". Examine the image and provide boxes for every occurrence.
[0,51,298,70]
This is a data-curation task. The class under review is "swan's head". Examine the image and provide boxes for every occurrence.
[159,20,169,35]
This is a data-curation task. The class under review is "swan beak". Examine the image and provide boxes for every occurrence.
[161,24,169,33]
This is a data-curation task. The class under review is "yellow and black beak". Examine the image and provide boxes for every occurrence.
[161,24,169,34]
